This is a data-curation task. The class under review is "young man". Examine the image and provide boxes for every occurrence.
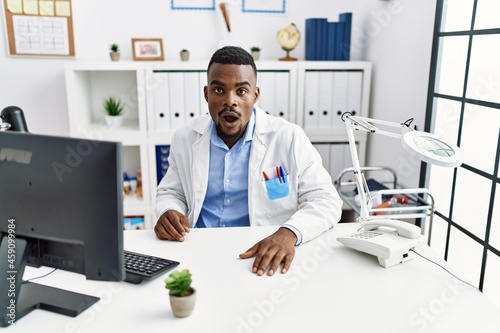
[155,46,342,276]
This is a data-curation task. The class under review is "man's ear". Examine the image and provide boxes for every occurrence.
[203,86,208,102]
[254,87,260,103]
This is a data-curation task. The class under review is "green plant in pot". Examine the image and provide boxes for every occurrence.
[180,49,189,61]
[250,46,261,60]
[165,269,196,318]
[109,43,120,61]
[103,96,124,128]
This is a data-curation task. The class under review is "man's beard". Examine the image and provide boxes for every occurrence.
[216,122,246,147]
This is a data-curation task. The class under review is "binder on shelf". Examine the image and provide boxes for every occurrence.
[199,71,209,116]
[274,71,290,120]
[303,71,320,129]
[304,13,352,61]
[155,145,170,185]
[317,18,328,61]
[335,21,345,61]
[184,72,201,123]
[256,71,275,115]
[305,18,318,60]
[326,22,337,61]
[314,143,331,173]
[152,73,171,131]
[339,12,352,61]
[332,71,349,130]
[168,72,186,129]
[346,71,363,115]
[318,71,334,129]
[329,143,348,184]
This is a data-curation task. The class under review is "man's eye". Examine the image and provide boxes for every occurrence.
[238,88,248,95]
[214,87,223,94]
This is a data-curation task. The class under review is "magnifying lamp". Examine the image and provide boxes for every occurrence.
[336,113,464,268]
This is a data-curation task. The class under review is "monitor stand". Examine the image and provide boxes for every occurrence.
[0,236,99,327]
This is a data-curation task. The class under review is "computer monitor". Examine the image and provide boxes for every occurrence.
[0,131,124,327]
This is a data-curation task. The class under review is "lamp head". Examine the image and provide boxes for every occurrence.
[0,106,29,132]
[402,131,463,168]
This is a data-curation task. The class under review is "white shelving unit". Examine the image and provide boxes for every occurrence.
[64,60,372,229]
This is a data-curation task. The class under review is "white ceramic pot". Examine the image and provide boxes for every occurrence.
[109,52,120,61]
[169,288,196,318]
[105,115,123,128]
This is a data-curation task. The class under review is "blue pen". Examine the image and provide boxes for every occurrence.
[279,165,286,183]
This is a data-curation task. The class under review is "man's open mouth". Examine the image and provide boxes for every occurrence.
[224,115,238,123]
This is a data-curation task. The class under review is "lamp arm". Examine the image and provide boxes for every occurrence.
[346,121,371,224]
[344,114,412,139]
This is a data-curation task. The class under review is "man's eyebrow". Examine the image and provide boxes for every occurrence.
[209,79,251,87]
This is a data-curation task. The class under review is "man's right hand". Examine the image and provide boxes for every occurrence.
[154,210,190,242]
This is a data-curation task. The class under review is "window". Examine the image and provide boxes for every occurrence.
[425,0,500,309]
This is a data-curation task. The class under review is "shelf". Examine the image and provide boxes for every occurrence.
[65,60,372,229]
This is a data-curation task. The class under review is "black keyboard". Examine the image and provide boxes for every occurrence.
[124,250,179,284]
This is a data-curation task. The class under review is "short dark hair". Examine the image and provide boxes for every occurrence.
[207,46,257,78]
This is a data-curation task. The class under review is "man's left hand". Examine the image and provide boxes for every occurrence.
[239,227,296,276]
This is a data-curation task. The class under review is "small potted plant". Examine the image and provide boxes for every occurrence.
[165,269,196,318]
[250,46,261,61]
[103,96,124,128]
[180,49,190,62]
[109,43,120,61]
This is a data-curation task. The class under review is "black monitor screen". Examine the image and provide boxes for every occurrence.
[0,131,124,326]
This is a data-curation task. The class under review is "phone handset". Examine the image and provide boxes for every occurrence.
[362,219,421,239]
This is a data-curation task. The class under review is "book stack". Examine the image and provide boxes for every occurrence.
[305,13,352,61]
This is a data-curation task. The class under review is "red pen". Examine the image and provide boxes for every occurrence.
[276,166,282,183]
[263,171,270,181]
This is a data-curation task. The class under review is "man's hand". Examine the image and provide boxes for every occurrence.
[239,227,296,276]
[154,210,190,242]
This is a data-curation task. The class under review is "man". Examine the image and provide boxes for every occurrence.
[155,46,342,276]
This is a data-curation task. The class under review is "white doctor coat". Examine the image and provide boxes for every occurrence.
[156,107,343,244]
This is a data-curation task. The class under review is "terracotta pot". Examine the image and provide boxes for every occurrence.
[169,288,196,318]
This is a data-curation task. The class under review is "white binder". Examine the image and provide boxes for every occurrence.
[318,71,334,129]
[314,143,331,173]
[347,71,363,117]
[257,71,275,115]
[152,72,171,132]
[329,143,346,184]
[331,71,349,131]
[303,71,320,129]
[199,71,208,116]
[184,72,201,123]
[168,72,186,129]
[274,71,290,120]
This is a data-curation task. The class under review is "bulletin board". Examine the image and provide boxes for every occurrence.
[2,0,74,57]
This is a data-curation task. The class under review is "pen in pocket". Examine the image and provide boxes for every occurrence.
[263,171,270,180]
[279,165,286,183]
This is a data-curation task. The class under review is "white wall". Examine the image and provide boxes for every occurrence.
[0,0,436,187]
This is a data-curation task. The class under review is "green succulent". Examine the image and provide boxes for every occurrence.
[109,43,120,53]
[103,97,124,116]
[165,269,192,297]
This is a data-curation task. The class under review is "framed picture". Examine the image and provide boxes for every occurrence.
[242,0,286,14]
[132,38,164,61]
[171,0,215,10]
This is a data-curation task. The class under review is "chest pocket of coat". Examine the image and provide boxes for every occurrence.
[264,177,289,200]
[258,177,297,220]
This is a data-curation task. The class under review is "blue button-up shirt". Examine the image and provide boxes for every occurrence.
[195,111,255,228]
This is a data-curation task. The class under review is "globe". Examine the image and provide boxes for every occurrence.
[277,23,300,61]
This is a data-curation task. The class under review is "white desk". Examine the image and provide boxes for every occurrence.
[7,224,500,332]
